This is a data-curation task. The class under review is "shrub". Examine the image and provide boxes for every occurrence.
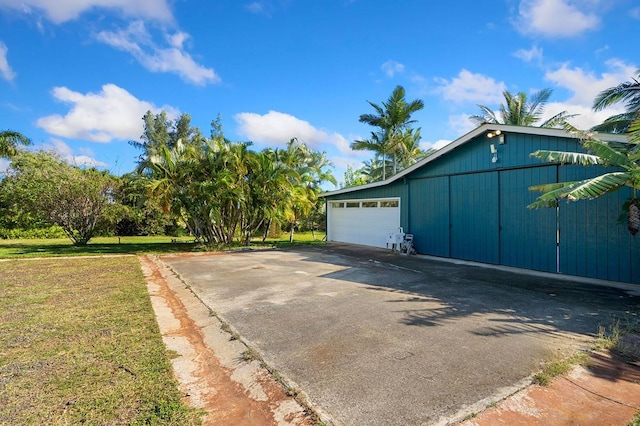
[0,226,67,239]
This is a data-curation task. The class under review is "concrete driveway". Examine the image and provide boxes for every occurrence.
[162,243,639,426]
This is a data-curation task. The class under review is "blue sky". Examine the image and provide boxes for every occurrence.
[0,0,638,188]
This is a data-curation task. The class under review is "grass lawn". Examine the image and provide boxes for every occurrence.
[0,256,203,425]
[0,232,327,258]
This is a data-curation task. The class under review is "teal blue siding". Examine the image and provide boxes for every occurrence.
[499,167,557,272]
[410,133,589,179]
[450,172,500,264]
[325,130,640,284]
[558,165,640,283]
[408,177,449,256]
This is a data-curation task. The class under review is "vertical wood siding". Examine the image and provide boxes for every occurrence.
[408,176,450,256]
[499,166,557,272]
[450,172,500,264]
[326,131,640,284]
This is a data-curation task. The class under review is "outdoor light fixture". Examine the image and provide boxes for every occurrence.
[487,130,505,144]
[490,144,498,163]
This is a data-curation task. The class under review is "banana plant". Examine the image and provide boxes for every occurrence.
[528,122,640,234]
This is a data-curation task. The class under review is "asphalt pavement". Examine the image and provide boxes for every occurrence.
[162,243,639,425]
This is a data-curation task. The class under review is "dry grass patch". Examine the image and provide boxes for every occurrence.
[0,256,202,425]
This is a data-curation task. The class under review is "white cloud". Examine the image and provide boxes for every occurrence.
[37,83,178,142]
[543,102,614,131]
[0,41,16,81]
[513,45,543,63]
[0,0,173,24]
[245,2,265,14]
[234,110,369,191]
[631,7,640,20]
[435,69,506,104]
[234,110,356,156]
[96,21,219,85]
[515,0,599,37]
[43,138,109,167]
[448,113,476,136]
[420,139,451,152]
[542,59,636,129]
[381,60,405,78]
[0,158,9,174]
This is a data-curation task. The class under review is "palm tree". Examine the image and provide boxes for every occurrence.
[470,89,575,129]
[277,138,336,242]
[358,157,387,182]
[396,128,429,170]
[0,130,31,158]
[351,131,388,179]
[352,85,424,180]
[592,69,640,133]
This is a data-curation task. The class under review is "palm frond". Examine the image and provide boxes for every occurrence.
[539,111,579,129]
[527,88,552,122]
[590,112,637,133]
[470,105,499,126]
[593,69,640,111]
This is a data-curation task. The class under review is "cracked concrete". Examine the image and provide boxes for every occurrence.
[139,254,313,426]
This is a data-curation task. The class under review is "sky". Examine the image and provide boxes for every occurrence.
[0,0,638,188]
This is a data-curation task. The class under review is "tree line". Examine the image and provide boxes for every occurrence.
[1,68,639,244]
[0,113,335,245]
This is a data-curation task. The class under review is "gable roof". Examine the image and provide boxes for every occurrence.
[321,123,629,198]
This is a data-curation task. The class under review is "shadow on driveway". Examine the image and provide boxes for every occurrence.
[162,243,639,425]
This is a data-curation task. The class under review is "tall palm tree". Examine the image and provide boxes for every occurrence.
[352,85,424,180]
[470,89,575,129]
[0,130,31,158]
[592,69,640,133]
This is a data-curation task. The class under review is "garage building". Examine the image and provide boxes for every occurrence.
[322,124,640,284]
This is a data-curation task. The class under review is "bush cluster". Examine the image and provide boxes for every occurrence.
[0,226,67,239]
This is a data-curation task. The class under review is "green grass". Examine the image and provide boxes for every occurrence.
[0,256,203,425]
[532,351,591,386]
[533,314,640,387]
[0,235,197,258]
[0,232,327,258]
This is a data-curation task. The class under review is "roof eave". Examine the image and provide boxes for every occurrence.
[320,124,629,198]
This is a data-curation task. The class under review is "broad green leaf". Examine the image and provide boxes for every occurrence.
[528,172,630,208]
[530,150,601,165]
[583,139,632,168]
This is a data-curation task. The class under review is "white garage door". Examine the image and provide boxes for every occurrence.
[328,198,400,248]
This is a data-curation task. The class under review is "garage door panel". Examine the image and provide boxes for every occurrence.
[328,199,400,248]
[450,172,499,264]
[408,177,449,257]
[499,167,557,272]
